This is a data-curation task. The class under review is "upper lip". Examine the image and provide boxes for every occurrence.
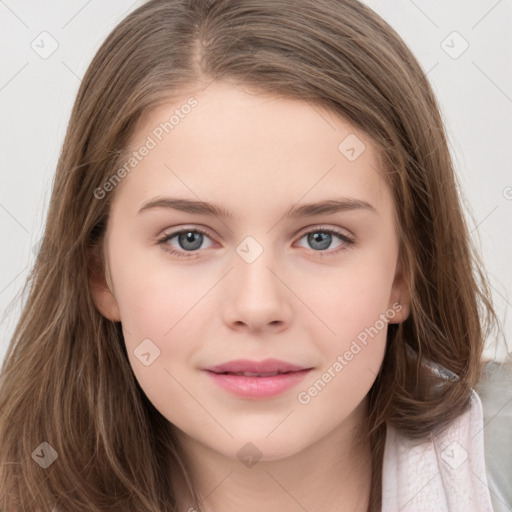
[204,358,311,374]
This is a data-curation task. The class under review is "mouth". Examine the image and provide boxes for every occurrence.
[211,370,300,377]
[203,361,313,399]
[204,358,311,375]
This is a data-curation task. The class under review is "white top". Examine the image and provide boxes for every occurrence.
[381,351,512,512]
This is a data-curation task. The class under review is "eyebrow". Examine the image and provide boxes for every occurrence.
[137,196,377,218]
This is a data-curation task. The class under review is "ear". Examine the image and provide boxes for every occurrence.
[89,257,121,322]
[387,253,411,324]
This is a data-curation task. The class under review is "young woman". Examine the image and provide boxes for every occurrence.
[0,1,506,510]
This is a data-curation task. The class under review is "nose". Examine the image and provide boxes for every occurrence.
[222,246,292,333]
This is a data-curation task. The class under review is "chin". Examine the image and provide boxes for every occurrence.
[211,433,308,463]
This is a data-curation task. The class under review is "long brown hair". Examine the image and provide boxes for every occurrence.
[0,0,497,510]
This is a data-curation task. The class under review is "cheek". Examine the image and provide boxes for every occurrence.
[111,245,207,338]
[117,281,199,423]
[297,271,391,414]
[306,257,397,338]
[300,251,396,393]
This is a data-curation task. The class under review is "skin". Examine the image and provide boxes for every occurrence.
[91,80,410,511]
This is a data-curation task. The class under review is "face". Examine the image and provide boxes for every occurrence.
[91,80,409,463]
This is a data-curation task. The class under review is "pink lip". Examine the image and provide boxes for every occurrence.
[203,358,312,399]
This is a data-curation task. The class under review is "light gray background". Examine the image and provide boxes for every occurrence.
[1,0,511,366]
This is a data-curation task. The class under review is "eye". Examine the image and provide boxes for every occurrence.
[156,226,355,259]
[295,227,355,257]
[157,227,214,258]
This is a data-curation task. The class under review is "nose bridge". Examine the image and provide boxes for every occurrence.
[235,234,267,267]
[223,234,291,329]
[234,234,279,297]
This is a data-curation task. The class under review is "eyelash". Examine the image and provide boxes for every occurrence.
[156,226,355,259]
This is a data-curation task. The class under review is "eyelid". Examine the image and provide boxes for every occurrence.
[156,225,358,260]
[294,223,354,240]
[157,224,216,240]
[157,223,353,243]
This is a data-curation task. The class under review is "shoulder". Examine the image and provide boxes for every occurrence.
[382,388,495,511]
[474,356,512,512]
[381,351,512,511]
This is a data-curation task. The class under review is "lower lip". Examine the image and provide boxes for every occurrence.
[204,369,312,398]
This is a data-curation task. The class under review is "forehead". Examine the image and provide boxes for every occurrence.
[111,81,391,217]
